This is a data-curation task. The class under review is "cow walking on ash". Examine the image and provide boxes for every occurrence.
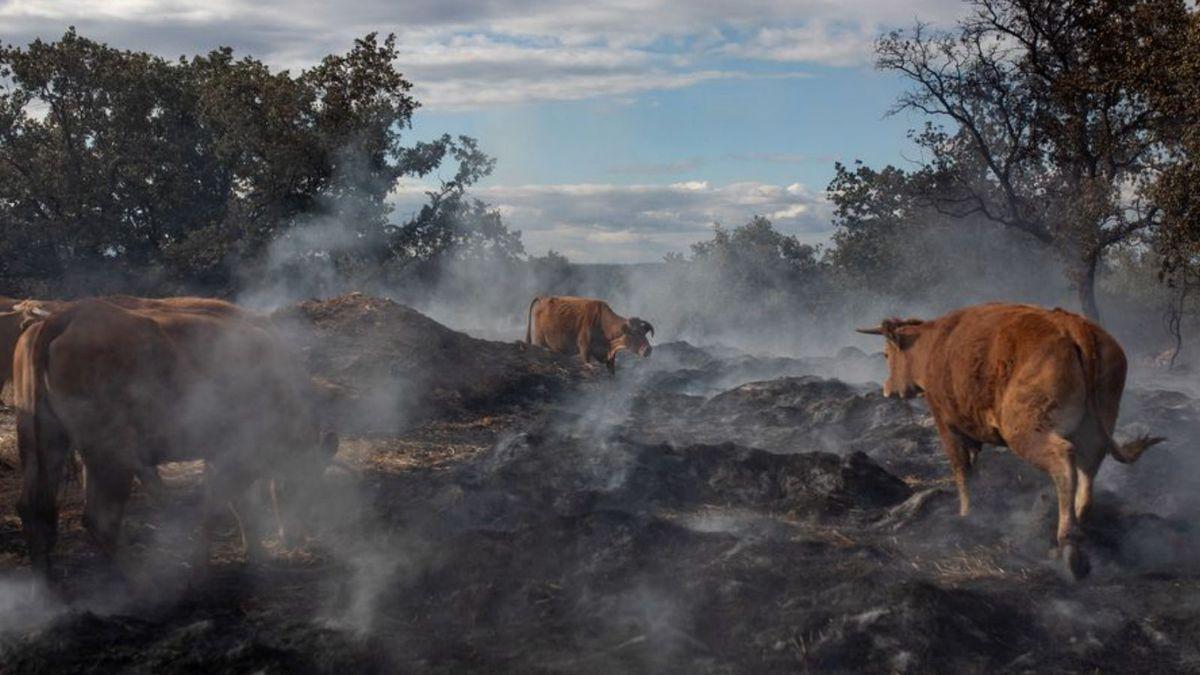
[858,302,1164,579]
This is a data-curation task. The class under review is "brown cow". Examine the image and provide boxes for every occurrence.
[525,295,654,374]
[857,302,1163,579]
[13,298,338,578]
[0,296,263,404]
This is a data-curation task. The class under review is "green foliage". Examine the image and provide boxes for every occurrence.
[690,215,821,278]
[825,161,928,294]
[1140,10,1200,282]
[672,215,828,327]
[0,30,518,293]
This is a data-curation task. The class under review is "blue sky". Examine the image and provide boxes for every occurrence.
[410,66,920,188]
[1,0,966,261]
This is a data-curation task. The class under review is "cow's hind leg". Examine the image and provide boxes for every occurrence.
[81,451,134,563]
[16,414,70,578]
[1074,457,1102,524]
[1009,430,1088,580]
[1069,426,1107,524]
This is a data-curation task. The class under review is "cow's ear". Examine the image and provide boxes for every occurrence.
[879,319,900,343]
[888,321,922,350]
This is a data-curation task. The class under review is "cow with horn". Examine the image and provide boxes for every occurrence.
[857,302,1163,580]
[525,296,654,375]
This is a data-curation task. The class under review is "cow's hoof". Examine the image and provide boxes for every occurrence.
[1061,542,1091,581]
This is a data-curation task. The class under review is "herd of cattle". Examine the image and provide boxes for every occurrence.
[0,294,1163,583]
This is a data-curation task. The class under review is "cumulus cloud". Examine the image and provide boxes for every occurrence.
[722,20,878,67]
[392,180,833,263]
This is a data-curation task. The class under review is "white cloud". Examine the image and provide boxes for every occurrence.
[723,20,877,67]
[586,229,645,244]
[767,204,810,220]
[415,66,800,110]
[391,179,833,263]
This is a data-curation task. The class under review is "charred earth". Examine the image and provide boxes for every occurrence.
[1,293,1198,673]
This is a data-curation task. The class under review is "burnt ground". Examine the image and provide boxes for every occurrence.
[2,293,1200,673]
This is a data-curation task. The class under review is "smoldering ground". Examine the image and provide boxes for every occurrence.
[2,292,1200,672]
[2,207,1200,672]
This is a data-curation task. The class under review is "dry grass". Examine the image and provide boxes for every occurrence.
[901,473,954,489]
[338,436,489,474]
[927,544,1033,584]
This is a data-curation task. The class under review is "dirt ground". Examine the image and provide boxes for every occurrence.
[2,294,1199,673]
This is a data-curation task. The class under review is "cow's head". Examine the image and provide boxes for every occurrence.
[856,318,926,399]
[618,317,655,358]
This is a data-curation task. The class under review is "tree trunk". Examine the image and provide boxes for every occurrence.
[1077,256,1102,324]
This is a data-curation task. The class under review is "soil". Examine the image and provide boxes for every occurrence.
[1,293,1198,673]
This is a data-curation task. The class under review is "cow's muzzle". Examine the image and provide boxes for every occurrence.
[883,384,921,399]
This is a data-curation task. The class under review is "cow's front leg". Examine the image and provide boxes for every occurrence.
[193,462,246,579]
[577,331,596,369]
[1010,430,1089,580]
[203,463,268,571]
[229,490,266,565]
[268,478,292,548]
[192,468,220,579]
[935,422,978,517]
[81,450,134,563]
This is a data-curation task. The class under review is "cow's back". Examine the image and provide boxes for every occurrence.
[920,303,1113,443]
[39,302,179,449]
[532,296,606,352]
[40,300,308,465]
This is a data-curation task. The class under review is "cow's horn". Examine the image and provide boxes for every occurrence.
[855,326,885,335]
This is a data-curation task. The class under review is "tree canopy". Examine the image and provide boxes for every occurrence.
[0,29,517,294]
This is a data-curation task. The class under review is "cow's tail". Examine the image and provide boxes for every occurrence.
[525,296,540,345]
[1073,329,1164,465]
[13,313,71,575]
